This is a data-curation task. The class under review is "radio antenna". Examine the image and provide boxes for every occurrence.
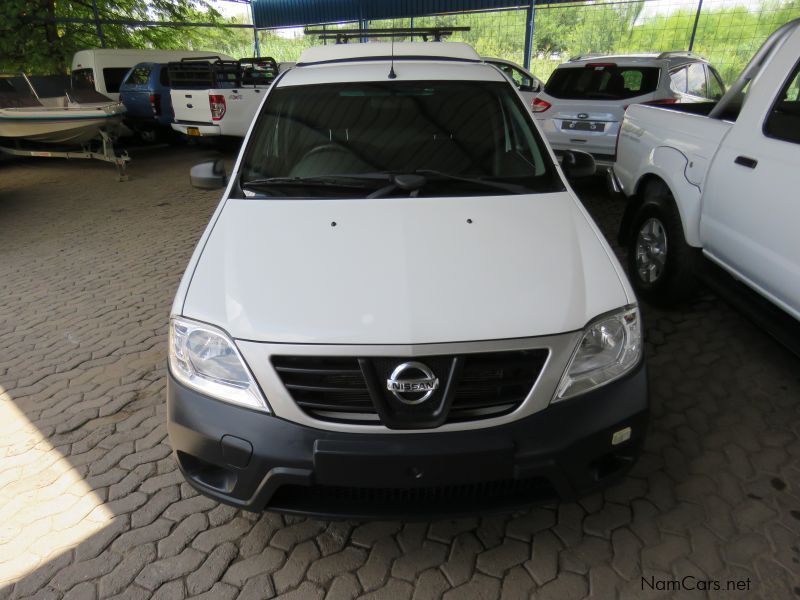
[388,34,397,79]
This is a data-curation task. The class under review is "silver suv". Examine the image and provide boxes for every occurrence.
[533,52,726,166]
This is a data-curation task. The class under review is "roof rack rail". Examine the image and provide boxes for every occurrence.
[656,50,702,59]
[303,27,471,43]
[179,55,226,63]
[568,53,605,62]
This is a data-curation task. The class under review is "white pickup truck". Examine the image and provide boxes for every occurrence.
[169,57,279,138]
[613,18,800,325]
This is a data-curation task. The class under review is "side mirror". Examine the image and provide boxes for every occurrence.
[190,159,227,189]
[560,150,596,179]
[519,84,535,93]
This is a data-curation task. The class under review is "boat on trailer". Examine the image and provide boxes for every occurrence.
[0,73,130,179]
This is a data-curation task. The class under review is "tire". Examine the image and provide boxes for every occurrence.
[137,128,159,144]
[626,181,698,307]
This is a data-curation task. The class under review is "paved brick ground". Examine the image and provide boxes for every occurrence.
[1,147,799,599]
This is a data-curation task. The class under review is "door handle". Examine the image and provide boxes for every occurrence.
[734,155,758,169]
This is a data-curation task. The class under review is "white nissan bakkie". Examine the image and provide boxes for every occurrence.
[167,41,648,518]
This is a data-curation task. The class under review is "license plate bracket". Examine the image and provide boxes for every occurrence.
[313,440,514,487]
[561,120,605,132]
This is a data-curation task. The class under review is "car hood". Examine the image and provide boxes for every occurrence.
[182,193,631,344]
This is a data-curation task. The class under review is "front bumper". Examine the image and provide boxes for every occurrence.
[167,362,647,519]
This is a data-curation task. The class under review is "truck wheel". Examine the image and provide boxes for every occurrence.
[627,182,698,306]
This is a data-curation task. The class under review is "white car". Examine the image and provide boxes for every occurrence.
[614,19,800,322]
[167,41,647,518]
[483,57,544,108]
[533,52,726,166]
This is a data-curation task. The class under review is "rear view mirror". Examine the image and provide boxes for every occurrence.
[190,159,227,189]
[560,150,596,179]
[519,84,536,93]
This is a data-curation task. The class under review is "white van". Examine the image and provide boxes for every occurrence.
[71,49,236,100]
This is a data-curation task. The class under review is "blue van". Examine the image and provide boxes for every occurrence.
[118,62,175,142]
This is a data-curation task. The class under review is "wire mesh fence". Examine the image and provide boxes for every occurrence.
[257,0,800,85]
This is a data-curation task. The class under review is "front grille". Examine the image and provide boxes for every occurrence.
[271,356,376,422]
[449,350,549,422]
[271,349,548,427]
[267,476,555,517]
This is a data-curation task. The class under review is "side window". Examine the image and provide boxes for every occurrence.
[128,67,150,86]
[764,61,800,144]
[686,63,707,97]
[159,67,170,87]
[670,67,687,94]
[706,66,725,100]
[495,63,532,90]
[622,70,643,92]
[71,68,95,90]
[103,67,132,94]
[511,66,533,90]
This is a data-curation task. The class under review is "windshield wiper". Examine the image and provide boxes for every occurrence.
[414,170,532,194]
[242,174,391,188]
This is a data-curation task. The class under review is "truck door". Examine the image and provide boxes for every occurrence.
[700,52,800,318]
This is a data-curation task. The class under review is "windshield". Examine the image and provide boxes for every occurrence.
[239,80,561,198]
[545,65,660,100]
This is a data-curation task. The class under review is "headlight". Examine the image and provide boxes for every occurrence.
[169,316,269,412]
[554,306,642,401]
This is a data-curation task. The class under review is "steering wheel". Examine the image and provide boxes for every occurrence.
[290,143,373,178]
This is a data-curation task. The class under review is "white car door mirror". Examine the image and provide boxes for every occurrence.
[190,159,227,189]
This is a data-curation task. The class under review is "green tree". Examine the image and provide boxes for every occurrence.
[0,0,225,74]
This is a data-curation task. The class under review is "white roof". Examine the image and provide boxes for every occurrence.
[297,42,481,65]
[564,52,706,67]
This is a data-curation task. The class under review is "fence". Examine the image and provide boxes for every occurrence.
[257,0,800,84]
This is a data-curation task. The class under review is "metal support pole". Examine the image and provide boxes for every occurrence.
[523,0,536,70]
[361,19,368,43]
[91,0,106,48]
[250,3,260,57]
[688,0,704,51]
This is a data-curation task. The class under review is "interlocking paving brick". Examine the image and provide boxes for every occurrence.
[274,581,325,600]
[270,520,327,552]
[505,509,556,542]
[236,572,276,600]
[441,532,483,587]
[50,551,122,593]
[583,503,632,539]
[391,541,447,583]
[186,542,237,595]
[150,579,184,600]
[130,486,180,529]
[221,547,285,587]
[1,150,799,600]
[110,518,174,554]
[524,530,562,586]
[161,496,217,523]
[98,543,156,598]
[475,539,528,577]
[325,572,361,600]
[189,581,238,600]
[307,547,368,585]
[157,513,208,559]
[134,548,205,591]
[272,540,320,593]
[498,565,535,600]
[191,517,252,553]
[442,574,500,600]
